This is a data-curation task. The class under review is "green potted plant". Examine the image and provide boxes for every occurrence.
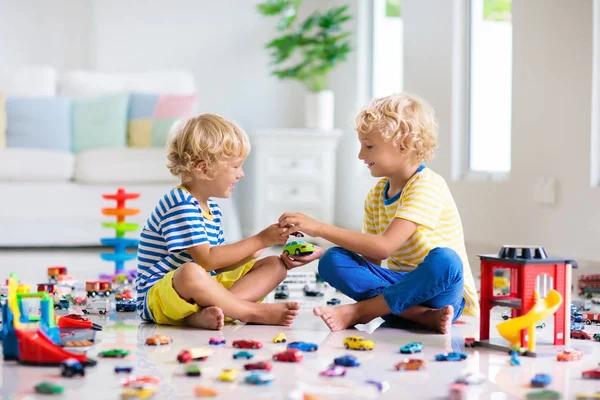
[257,0,352,130]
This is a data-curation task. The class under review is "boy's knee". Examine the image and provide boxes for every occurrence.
[262,255,287,279]
[318,247,346,279]
[173,262,209,295]
[428,248,463,277]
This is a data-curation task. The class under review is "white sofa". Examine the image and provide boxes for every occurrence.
[0,66,242,247]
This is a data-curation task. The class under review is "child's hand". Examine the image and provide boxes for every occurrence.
[280,246,325,270]
[258,224,289,247]
[278,212,323,237]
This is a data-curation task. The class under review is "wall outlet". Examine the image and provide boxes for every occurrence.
[533,177,557,204]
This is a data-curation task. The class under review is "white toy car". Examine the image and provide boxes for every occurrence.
[82,298,109,315]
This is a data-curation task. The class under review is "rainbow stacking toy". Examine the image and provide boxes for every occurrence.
[99,188,140,284]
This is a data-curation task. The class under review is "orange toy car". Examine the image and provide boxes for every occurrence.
[557,349,584,361]
[194,385,219,397]
[395,358,427,371]
[145,335,172,346]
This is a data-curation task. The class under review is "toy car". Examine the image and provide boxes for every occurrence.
[177,348,213,363]
[343,335,375,351]
[194,385,219,397]
[327,298,341,305]
[319,365,346,377]
[525,389,562,400]
[233,351,254,359]
[464,337,476,347]
[34,382,64,395]
[121,383,157,399]
[395,358,426,371]
[232,340,263,349]
[400,342,423,354]
[219,368,238,382]
[571,329,592,340]
[209,337,226,345]
[121,376,160,387]
[273,348,303,362]
[99,348,130,358]
[365,379,390,393]
[594,333,600,342]
[116,299,136,312]
[435,352,468,362]
[283,240,315,256]
[185,364,201,377]
[557,348,583,361]
[455,372,485,385]
[115,366,134,374]
[145,335,172,346]
[334,354,360,367]
[245,371,275,385]
[54,297,70,310]
[82,298,109,315]
[274,289,289,299]
[244,361,273,371]
[303,287,324,297]
[61,358,85,377]
[272,332,287,343]
[501,311,511,320]
[287,341,318,352]
[582,368,600,379]
[509,350,521,366]
[531,373,552,388]
[575,393,600,400]
[536,321,546,329]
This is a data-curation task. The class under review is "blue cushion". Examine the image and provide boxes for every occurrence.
[6,97,72,152]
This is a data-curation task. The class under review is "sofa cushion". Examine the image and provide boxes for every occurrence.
[75,148,177,184]
[0,93,5,150]
[0,148,74,181]
[72,94,129,153]
[6,96,72,151]
[59,70,196,96]
[128,93,197,147]
[0,65,57,96]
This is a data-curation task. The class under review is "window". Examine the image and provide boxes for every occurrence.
[468,0,513,174]
[372,0,403,98]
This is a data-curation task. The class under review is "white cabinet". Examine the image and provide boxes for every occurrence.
[237,129,342,239]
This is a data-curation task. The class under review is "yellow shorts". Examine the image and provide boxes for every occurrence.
[147,260,256,325]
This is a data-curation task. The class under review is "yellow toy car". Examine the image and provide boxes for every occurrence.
[121,383,157,399]
[272,332,287,343]
[343,335,375,351]
[219,368,238,382]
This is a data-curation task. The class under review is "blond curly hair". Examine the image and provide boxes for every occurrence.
[167,114,250,182]
[355,93,438,162]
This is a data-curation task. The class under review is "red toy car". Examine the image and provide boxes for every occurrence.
[582,368,600,379]
[571,330,592,340]
[244,361,273,371]
[464,337,476,348]
[232,340,262,349]
[272,349,303,362]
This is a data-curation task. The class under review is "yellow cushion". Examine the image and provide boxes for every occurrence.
[128,119,153,147]
[0,93,6,150]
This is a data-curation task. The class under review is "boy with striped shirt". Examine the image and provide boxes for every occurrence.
[279,93,479,333]
[135,114,308,329]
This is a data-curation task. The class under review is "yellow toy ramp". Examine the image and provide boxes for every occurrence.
[496,289,563,346]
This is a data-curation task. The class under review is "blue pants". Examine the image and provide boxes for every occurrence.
[318,247,465,323]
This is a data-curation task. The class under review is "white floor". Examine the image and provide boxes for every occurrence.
[1,249,600,400]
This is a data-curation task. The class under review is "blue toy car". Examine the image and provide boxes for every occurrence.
[435,352,468,362]
[116,300,136,312]
[245,371,274,385]
[333,354,360,367]
[61,358,84,377]
[531,373,551,388]
[509,350,520,366]
[400,342,423,354]
[233,351,255,359]
[327,298,341,305]
[209,337,226,345]
[287,341,318,352]
[114,365,134,373]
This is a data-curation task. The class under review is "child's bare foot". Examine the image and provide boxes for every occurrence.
[420,305,453,334]
[249,302,300,326]
[184,306,225,330]
[313,304,365,332]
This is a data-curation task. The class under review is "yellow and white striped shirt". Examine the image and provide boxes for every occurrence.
[362,167,479,316]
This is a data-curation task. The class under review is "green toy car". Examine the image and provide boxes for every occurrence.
[185,364,201,377]
[34,382,64,395]
[525,389,562,400]
[282,240,315,256]
[99,348,130,358]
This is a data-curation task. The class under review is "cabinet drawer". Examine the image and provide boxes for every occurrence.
[266,154,322,177]
[266,182,320,203]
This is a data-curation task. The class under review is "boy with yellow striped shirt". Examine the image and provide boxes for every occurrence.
[279,93,479,333]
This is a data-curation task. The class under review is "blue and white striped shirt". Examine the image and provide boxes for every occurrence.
[135,186,224,321]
